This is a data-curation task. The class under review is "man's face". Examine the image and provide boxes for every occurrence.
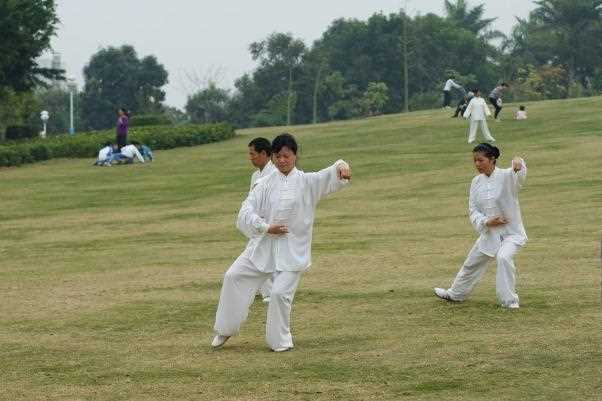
[248,146,269,169]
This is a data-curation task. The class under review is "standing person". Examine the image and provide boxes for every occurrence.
[443,75,464,108]
[212,133,351,352]
[434,143,527,309]
[488,83,509,122]
[116,108,129,149]
[248,137,277,303]
[463,88,495,143]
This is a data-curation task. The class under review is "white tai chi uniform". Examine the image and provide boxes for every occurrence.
[464,97,495,143]
[214,160,350,350]
[447,159,527,306]
[249,160,277,299]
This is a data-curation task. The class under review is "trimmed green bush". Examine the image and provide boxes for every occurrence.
[5,125,39,141]
[129,114,172,127]
[0,123,235,167]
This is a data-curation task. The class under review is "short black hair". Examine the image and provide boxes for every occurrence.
[501,82,509,87]
[104,142,112,147]
[130,140,140,146]
[248,137,272,156]
[472,87,480,95]
[519,105,526,111]
[473,143,500,162]
[272,133,298,155]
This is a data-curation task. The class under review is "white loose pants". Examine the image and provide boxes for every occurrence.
[447,240,521,306]
[213,251,302,350]
[467,120,495,143]
[259,278,273,299]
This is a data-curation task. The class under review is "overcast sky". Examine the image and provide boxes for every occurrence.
[50,0,536,108]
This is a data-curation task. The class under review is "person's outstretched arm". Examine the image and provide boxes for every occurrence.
[236,187,269,239]
[305,159,351,204]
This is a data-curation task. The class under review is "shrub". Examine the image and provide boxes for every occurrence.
[130,114,172,127]
[0,123,235,167]
[5,125,39,141]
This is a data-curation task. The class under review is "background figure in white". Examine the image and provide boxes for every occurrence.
[212,133,351,352]
[434,143,527,309]
[443,74,464,108]
[464,88,495,144]
[515,105,528,120]
[247,137,277,303]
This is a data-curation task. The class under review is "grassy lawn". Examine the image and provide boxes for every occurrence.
[1,97,601,400]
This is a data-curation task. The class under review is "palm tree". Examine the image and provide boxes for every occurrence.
[444,0,504,40]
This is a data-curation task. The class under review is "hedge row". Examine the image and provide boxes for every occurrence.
[0,123,235,167]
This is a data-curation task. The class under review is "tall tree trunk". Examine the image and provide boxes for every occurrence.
[287,67,293,126]
[312,63,323,125]
[401,9,410,113]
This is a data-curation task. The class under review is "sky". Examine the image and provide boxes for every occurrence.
[50,0,536,108]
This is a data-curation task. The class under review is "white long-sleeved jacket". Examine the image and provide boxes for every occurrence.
[236,160,350,272]
[468,159,527,256]
[249,160,276,191]
[463,97,492,121]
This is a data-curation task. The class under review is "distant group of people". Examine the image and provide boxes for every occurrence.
[443,76,529,143]
[93,108,153,166]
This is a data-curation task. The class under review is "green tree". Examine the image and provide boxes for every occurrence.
[362,82,390,116]
[250,33,306,125]
[444,0,503,39]
[185,83,230,124]
[80,45,168,130]
[0,0,62,139]
[530,0,602,86]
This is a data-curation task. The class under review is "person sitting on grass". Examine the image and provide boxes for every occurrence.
[140,144,154,161]
[94,142,115,166]
[514,105,528,120]
[107,142,145,165]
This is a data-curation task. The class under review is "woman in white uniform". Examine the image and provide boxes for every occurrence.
[212,133,352,351]
[434,143,527,308]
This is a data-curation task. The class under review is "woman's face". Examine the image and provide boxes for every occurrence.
[118,109,124,117]
[473,152,496,175]
[274,146,297,175]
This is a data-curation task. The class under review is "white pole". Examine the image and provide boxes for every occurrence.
[69,90,74,135]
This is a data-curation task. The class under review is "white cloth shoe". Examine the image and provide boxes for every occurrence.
[272,346,293,352]
[502,302,520,309]
[211,335,230,348]
[262,296,271,304]
[434,287,459,302]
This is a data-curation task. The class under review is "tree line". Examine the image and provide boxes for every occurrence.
[2,0,602,138]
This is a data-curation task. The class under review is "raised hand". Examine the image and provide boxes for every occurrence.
[337,165,352,180]
[512,157,523,172]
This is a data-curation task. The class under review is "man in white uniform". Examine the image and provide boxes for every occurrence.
[443,75,464,108]
[463,88,495,143]
[247,137,276,303]
[212,133,351,352]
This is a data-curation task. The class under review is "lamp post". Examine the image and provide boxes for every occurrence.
[40,110,50,138]
[67,78,77,135]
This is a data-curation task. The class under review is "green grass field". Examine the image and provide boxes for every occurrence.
[1,97,601,401]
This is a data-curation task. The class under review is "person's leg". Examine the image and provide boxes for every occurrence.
[259,277,273,301]
[265,270,303,351]
[468,120,478,143]
[447,243,492,301]
[495,241,521,307]
[443,91,451,107]
[214,253,270,337]
[480,120,495,142]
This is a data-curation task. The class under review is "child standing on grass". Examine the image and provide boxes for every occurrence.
[463,88,495,144]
